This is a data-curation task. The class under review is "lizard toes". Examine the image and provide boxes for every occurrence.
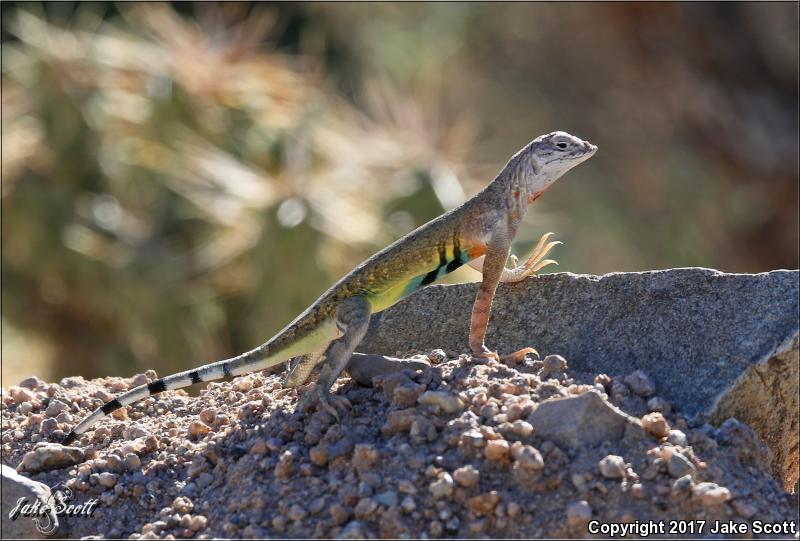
[499,347,539,363]
[471,346,499,362]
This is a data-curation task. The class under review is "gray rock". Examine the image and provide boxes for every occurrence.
[667,452,696,478]
[1,465,59,538]
[346,353,430,387]
[360,268,798,488]
[527,391,640,448]
[337,520,369,539]
[18,444,85,475]
[373,490,398,508]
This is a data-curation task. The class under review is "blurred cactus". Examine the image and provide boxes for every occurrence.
[1,4,473,382]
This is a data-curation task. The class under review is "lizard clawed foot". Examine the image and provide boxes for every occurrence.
[499,347,539,363]
[298,385,352,422]
[513,232,562,279]
[470,344,500,361]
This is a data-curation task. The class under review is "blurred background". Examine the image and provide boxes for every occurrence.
[2,2,798,386]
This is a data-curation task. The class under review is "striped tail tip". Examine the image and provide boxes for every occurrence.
[61,431,78,446]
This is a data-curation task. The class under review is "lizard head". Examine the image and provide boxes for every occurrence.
[524,131,597,195]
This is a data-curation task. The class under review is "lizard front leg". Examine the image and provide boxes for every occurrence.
[468,232,561,283]
[469,226,513,360]
[469,229,553,363]
[298,295,371,421]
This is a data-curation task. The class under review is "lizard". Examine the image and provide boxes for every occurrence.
[62,131,597,445]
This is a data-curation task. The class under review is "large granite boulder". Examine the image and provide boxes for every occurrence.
[360,268,799,488]
[1,465,58,538]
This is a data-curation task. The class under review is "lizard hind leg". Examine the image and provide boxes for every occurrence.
[284,349,327,389]
[297,296,372,421]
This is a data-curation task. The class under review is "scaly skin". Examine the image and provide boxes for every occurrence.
[63,131,597,444]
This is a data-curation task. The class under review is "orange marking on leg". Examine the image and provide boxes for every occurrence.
[468,246,487,259]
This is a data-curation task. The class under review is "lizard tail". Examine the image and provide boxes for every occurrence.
[61,346,278,446]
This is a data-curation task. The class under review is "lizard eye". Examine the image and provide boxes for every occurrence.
[556,141,568,150]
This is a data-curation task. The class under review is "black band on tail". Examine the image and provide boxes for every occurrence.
[148,379,167,394]
[61,431,78,446]
[101,398,123,414]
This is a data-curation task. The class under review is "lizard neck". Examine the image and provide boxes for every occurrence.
[489,150,541,223]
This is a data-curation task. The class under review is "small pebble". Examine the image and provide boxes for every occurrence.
[329,504,351,526]
[541,355,568,374]
[338,521,368,539]
[484,439,510,461]
[275,450,294,479]
[453,465,480,488]
[397,479,417,495]
[647,396,671,413]
[18,402,34,414]
[672,474,694,495]
[693,482,731,506]
[566,500,592,527]
[400,495,416,513]
[354,498,378,520]
[594,374,611,390]
[468,491,501,515]
[382,409,416,436]
[352,444,379,473]
[249,439,267,454]
[172,496,193,514]
[189,515,207,532]
[429,472,455,499]
[310,445,329,466]
[199,408,216,424]
[418,391,464,414]
[510,420,534,438]
[10,387,35,403]
[19,376,42,389]
[187,421,210,438]
[131,373,150,387]
[598,455,626,479]
[513,445,544,471]
[288,504,308,521]
[98,472,118,488]
[623,370,655,397]
[124,453,142,470]
[642,412,670,439]
[459,429,485,450]
[373,490,398,508]
[393,384,426,408]
[667,430,688,447]
[45,399,69,418]
[667,452,696,478]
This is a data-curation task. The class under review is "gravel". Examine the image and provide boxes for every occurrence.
[2,351,797,538]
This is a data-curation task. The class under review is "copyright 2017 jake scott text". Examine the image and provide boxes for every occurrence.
[587,519,798,537]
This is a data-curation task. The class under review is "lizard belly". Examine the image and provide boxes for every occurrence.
[368,280,417,313]
[367,245,482,313]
